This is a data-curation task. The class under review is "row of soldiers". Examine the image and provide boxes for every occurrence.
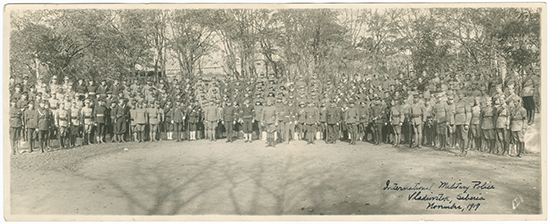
[8,72,530,157]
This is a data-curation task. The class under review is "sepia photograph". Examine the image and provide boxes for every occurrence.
[3,3,546,221]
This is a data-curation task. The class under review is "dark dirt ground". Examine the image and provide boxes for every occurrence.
[8,116,543,216]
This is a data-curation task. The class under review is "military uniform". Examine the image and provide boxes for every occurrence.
[9,104,22,154]
[304,102,320,144]
[135,104,148,142]
[223,104,237,142]
[326,103,341,144]
[297,103,307,140]
[389,103,404,147]
[481,101,496,152]
[510,101,527,156]
[148,105,162,142]
[469,101,481,151]
[81,104,94,145]
[434,100,448,150]
[70,104,82,146]
[410,101,424,148]
[261,100,278,147]
[56,105,71,148]
[454,97,472,154]
[24,105,38,152]
[283,103,297,143]
[188,105,200,140]
[240,102,254,142]
[204,103,220,141]
[494,99,509,155]
[345,103,359,145]
[37,104,52,152]
[112,101,128,143]
[94,102,108,143]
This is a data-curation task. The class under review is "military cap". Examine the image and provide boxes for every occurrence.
[23,75,29,80]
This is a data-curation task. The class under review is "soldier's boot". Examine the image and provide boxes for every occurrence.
[517,142,524,157]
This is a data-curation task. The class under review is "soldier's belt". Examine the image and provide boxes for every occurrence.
[96,114,104,117]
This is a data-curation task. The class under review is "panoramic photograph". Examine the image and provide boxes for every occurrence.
[4,4,545,221]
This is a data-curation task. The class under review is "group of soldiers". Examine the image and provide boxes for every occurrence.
[8,70,535,157]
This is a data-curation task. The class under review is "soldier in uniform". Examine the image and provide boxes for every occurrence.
[319,102,327,141]
[389,99,404,147]
[283,100,297,143]
[37,100,52,153]
[481,97,496,153]
[76,79,87,101]
[410,96,424,148]
[129,101,138,142]
[275,98,286,143]
[240,99,254,143]
[325,100,340,144]
[98,80,109,99]
[24,102,38,152]
[454,92,472,156]
[446,96,456,148]
[69,101,82,147]
[135,102,149,142]
[215,100,224,139]
[304,101,319,144]
[164,101,173,140]
[81,99,94,145]
[113,99,128,143]
[108,101,117,143]
[494,97,509,155]
[423,96,435,147]
[297,101,307,140]
[261,98,278,147]
[510,97,527,157]
[188,102,200,141]
[93,99,107,143]
[521,74,535,124]
[148,102,163,142]
[358,101,369,142]
[434,95,448,150]
[345,100,359,145]
[56,102,71,148]
[204,100,220,141]
[469,97,482,151]
[253,100,263,141]
[223,100,237,143]
[10,101,23,154]
[371,98,386,145]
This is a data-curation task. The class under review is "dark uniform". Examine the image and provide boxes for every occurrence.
[24,105,38,152]
[37,103,52,152]
[345,102,359,145]
[112,101,128,142]
[304,102,319,144]
[9,104,23,154]
[283,102,297,143]
[94,102,108,143]
[326,103,341,144]
[223,104,237,142]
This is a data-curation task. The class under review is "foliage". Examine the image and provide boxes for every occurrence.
[9,8,541,84]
